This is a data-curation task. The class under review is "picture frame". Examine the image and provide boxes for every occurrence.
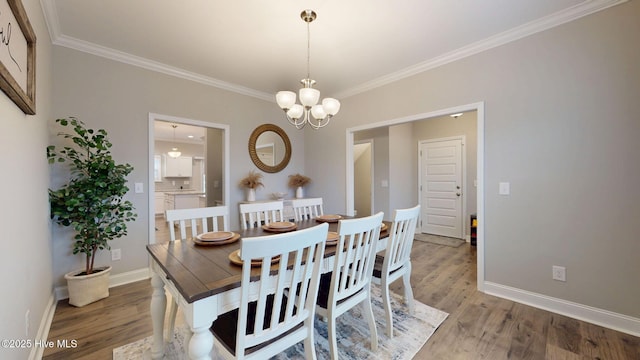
[0,0,36,115]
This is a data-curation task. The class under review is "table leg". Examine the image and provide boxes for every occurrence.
[150,272,167,359]
[188,325,214,360]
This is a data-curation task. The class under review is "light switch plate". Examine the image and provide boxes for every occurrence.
[499,182,510,195]
[134,182,144,193]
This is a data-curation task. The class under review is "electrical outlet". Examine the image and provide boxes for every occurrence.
[552,265,566,282]
[112,248,122,261]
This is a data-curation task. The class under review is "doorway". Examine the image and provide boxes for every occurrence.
[147,113,230,244]
[419,137,465,239]
[345,102,485,291]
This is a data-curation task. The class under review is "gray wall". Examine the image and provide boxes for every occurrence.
[354,143,372,216]
[389,122,418,219]
[355,127,390,217]
[304,1,640,318]
[50,47,306,287]
[0,0,53,358]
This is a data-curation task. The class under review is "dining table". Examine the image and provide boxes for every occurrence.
[146,216,390,360]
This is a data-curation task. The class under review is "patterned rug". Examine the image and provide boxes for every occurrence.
[414,233,466,248]
[113,285,448,359]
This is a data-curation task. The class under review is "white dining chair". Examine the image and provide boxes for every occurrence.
[165,205,229,241]
[315,212,384,360]
[164,205,229,339]
[371,204,420,338]
[291,197,324,221]
[239,201,284,230]
[210,223,328,359]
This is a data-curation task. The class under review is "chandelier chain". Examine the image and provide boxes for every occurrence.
[306,20,311,81]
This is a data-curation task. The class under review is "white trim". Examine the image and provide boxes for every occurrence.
[54,267,150,300]
[148,113,231,243]
[345,101,485,292]
[485,282,640,337]
[28,293,57,360]
[333,0,629,99]
[40,0,627,101]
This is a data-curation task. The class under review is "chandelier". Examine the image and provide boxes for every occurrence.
[276,10,340,130]
[167,124,181,158]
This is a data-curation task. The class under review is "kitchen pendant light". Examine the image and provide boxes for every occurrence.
[276,10,340,130]
[167,124,181,158]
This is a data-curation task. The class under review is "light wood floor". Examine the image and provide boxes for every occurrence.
[43,236,639,359]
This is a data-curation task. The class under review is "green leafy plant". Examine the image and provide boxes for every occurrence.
[48,117,137,275]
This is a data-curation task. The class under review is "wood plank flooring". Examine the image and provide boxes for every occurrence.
[44,234,639,359]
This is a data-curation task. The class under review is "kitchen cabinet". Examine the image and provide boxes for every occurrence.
[175,194,200,209]
[163,155,193,177]
[164,192,204,218]
[154,192,165,215]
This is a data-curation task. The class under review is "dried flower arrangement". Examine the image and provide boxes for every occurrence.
[288,173,311,188]
[239,170,264,189]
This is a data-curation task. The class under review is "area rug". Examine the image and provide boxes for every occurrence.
[414,233,466,247]
[113,285,448,359]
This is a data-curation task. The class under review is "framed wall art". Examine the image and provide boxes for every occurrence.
[0,0,36,115]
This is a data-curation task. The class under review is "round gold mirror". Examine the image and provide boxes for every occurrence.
[248,124,291,173]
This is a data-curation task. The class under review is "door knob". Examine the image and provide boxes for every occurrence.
[456,192,461,196]
[456,186,461,189]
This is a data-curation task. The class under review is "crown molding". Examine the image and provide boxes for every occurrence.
[40,0,627,102]
[51,34,274,102]
[40,1,272,102]
[333,0,628,99]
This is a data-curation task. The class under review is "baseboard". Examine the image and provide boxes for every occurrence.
[55,267,151,300]
[29,292,57,360]
[484,281,640,337]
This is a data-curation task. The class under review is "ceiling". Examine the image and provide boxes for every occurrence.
[43,1,619,101]
[154,121,206,144]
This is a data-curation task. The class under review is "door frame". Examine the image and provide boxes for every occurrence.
[345,101,485,292]
[148,112,230,245]
[417,136,466,238]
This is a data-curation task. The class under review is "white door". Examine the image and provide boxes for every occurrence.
[419,138,464,238]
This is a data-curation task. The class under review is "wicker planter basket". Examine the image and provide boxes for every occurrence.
[64,266,112,307]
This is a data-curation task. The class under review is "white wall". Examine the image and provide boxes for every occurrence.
[50,47,305,287]
[0,1,53,359]
[305,1,640,321]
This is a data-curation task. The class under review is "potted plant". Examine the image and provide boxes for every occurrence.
[48,117,137,307]
[239,170,264,201]
[288,173,311,199]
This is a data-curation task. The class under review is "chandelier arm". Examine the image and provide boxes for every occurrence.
[309,115,332,130]
[285,112,308,129]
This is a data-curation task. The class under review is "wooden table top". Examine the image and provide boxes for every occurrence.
[146,218,390,304]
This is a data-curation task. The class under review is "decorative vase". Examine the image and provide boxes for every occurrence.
[64,266,112,307]
[295,186,304,199]
[247,188,256,202]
